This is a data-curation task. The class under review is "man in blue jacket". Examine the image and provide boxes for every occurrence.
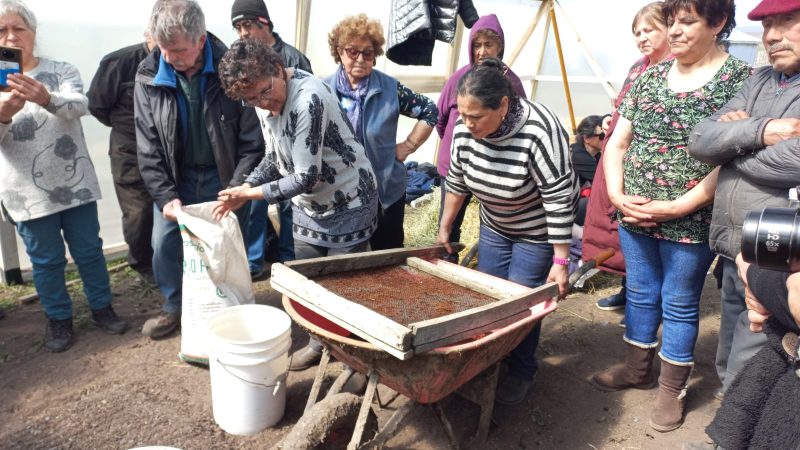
[135,0,263,339]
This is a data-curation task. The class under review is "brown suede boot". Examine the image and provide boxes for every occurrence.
[650,359,692,432]
[590,343,657,392]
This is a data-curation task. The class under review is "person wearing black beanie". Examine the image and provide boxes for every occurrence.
[230,0,272,32]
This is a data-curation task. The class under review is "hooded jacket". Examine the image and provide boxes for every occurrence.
[133,33,263,210]
[386,0,479,66]
[688,66,800,260]
[435,14,526,177]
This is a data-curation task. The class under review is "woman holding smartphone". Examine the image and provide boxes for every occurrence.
[0,0,128,352]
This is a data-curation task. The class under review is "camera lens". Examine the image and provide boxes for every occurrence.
[1,50,14,59]
[741,207,800,272]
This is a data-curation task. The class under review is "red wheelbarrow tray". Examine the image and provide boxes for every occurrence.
[274,245,558,404]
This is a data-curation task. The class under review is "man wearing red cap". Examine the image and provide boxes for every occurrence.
[688,0,800,402]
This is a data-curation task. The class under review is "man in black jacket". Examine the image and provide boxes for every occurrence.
[88,35,157,284]
[135,0,263,339]
[230,0,312,278]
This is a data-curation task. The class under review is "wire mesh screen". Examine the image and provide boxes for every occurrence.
[314,265,497,326]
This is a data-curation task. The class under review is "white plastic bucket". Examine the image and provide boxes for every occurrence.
[207,304,292,435]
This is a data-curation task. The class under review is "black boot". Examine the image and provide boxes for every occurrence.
[45,318,74,353]
[91,305,130,334]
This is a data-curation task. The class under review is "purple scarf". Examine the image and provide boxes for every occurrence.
[335,66,369,142]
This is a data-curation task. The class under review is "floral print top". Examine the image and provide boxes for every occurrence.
[617,56,751,243]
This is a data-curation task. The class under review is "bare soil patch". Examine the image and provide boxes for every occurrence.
[0,265,723,449]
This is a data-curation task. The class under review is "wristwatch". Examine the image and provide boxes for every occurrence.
[552,256,570,266]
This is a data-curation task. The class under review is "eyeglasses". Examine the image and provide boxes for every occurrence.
[241,76,274,108]
[594,132,606,140]
[233,19,263,33]
[341,47,375,61]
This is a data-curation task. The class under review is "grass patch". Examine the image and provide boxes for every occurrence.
[404,187,480,263]
[404,188,624,292]
[0,257,130,309]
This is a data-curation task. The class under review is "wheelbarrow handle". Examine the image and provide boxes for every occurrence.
[567,248,616,289]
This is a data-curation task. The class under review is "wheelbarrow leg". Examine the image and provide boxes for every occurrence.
[362,401,416,449]
[432,402,459,450]
[347,370,379,450]
[325,365,355,399]
[454,362,499,445]
[304,347,331,415]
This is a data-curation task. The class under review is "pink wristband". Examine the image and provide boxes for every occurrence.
[552,256,569,266]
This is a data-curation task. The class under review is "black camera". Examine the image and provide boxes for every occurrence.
[741,188,800,273]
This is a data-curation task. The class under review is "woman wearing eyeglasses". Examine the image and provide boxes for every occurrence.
[214,38,379,258]
[215,39,380,373]
[324,14,439,251]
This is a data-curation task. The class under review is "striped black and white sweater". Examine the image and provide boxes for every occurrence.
[446,98,579,244]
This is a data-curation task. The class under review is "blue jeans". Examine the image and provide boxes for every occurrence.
[16,202,112,320]
[477,224,553,380]
[152,167,249,314]
[619,227,715,364]
[246,199,295,271]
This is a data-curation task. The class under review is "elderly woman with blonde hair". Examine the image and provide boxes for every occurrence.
[324,13,439,251]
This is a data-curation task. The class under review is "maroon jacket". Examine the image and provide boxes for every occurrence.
[581,57,653,274]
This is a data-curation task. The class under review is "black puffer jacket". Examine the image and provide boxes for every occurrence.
[133,33,263,209]
[386,0,478,66]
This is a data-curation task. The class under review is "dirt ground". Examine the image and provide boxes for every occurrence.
[0,264,725,450]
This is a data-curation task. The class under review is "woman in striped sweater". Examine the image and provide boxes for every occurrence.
[437,58,579,405]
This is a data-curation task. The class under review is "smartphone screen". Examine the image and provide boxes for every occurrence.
[0,47,22,88]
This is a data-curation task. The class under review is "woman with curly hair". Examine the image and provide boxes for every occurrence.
[324,14,439,251]
[0,0,128,352]
[215,39,379,370]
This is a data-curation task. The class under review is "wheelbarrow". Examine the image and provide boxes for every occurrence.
[272,246,614,449]
[274,294,556,450]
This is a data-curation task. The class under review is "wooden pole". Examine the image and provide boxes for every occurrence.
[447,17,466,76]
[506,0,550,68]
[0,219,21,285]
[553,1,618,101]
[529,12,552,100]
[294,0,311,54]
[433,16,467,166]
[549,5,577,133]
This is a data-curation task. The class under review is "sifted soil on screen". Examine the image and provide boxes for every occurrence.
[314,265,496,325]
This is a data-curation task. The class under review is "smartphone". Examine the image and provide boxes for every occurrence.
[0,46,22,89]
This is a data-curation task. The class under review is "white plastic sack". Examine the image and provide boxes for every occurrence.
[175,202,254,364]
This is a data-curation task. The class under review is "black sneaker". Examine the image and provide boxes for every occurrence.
[45,318,74,353]
[91,305,130,335]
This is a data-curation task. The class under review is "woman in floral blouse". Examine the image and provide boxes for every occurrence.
[590,0,751,433]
